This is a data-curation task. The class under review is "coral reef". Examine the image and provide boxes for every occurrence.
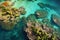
[27,14,36,22]
[25,20,58,40]
[42,18,50,23]
[0,0,60,40]
[51,14,60,37]
[34,10,48,18]
[51,14,60,27]
[0,1,26,30]
[18,7,26,15]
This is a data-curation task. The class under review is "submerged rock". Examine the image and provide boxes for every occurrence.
[51,14,60,27]
[35,10,48,18]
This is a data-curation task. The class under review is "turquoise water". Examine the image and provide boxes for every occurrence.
[12,0,59,28]
[0,0,60,40]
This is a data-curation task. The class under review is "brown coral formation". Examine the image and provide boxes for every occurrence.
[25,20,58,40]
[0,1,26,30]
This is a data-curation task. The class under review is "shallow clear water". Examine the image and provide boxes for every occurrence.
[0,0,60,40]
